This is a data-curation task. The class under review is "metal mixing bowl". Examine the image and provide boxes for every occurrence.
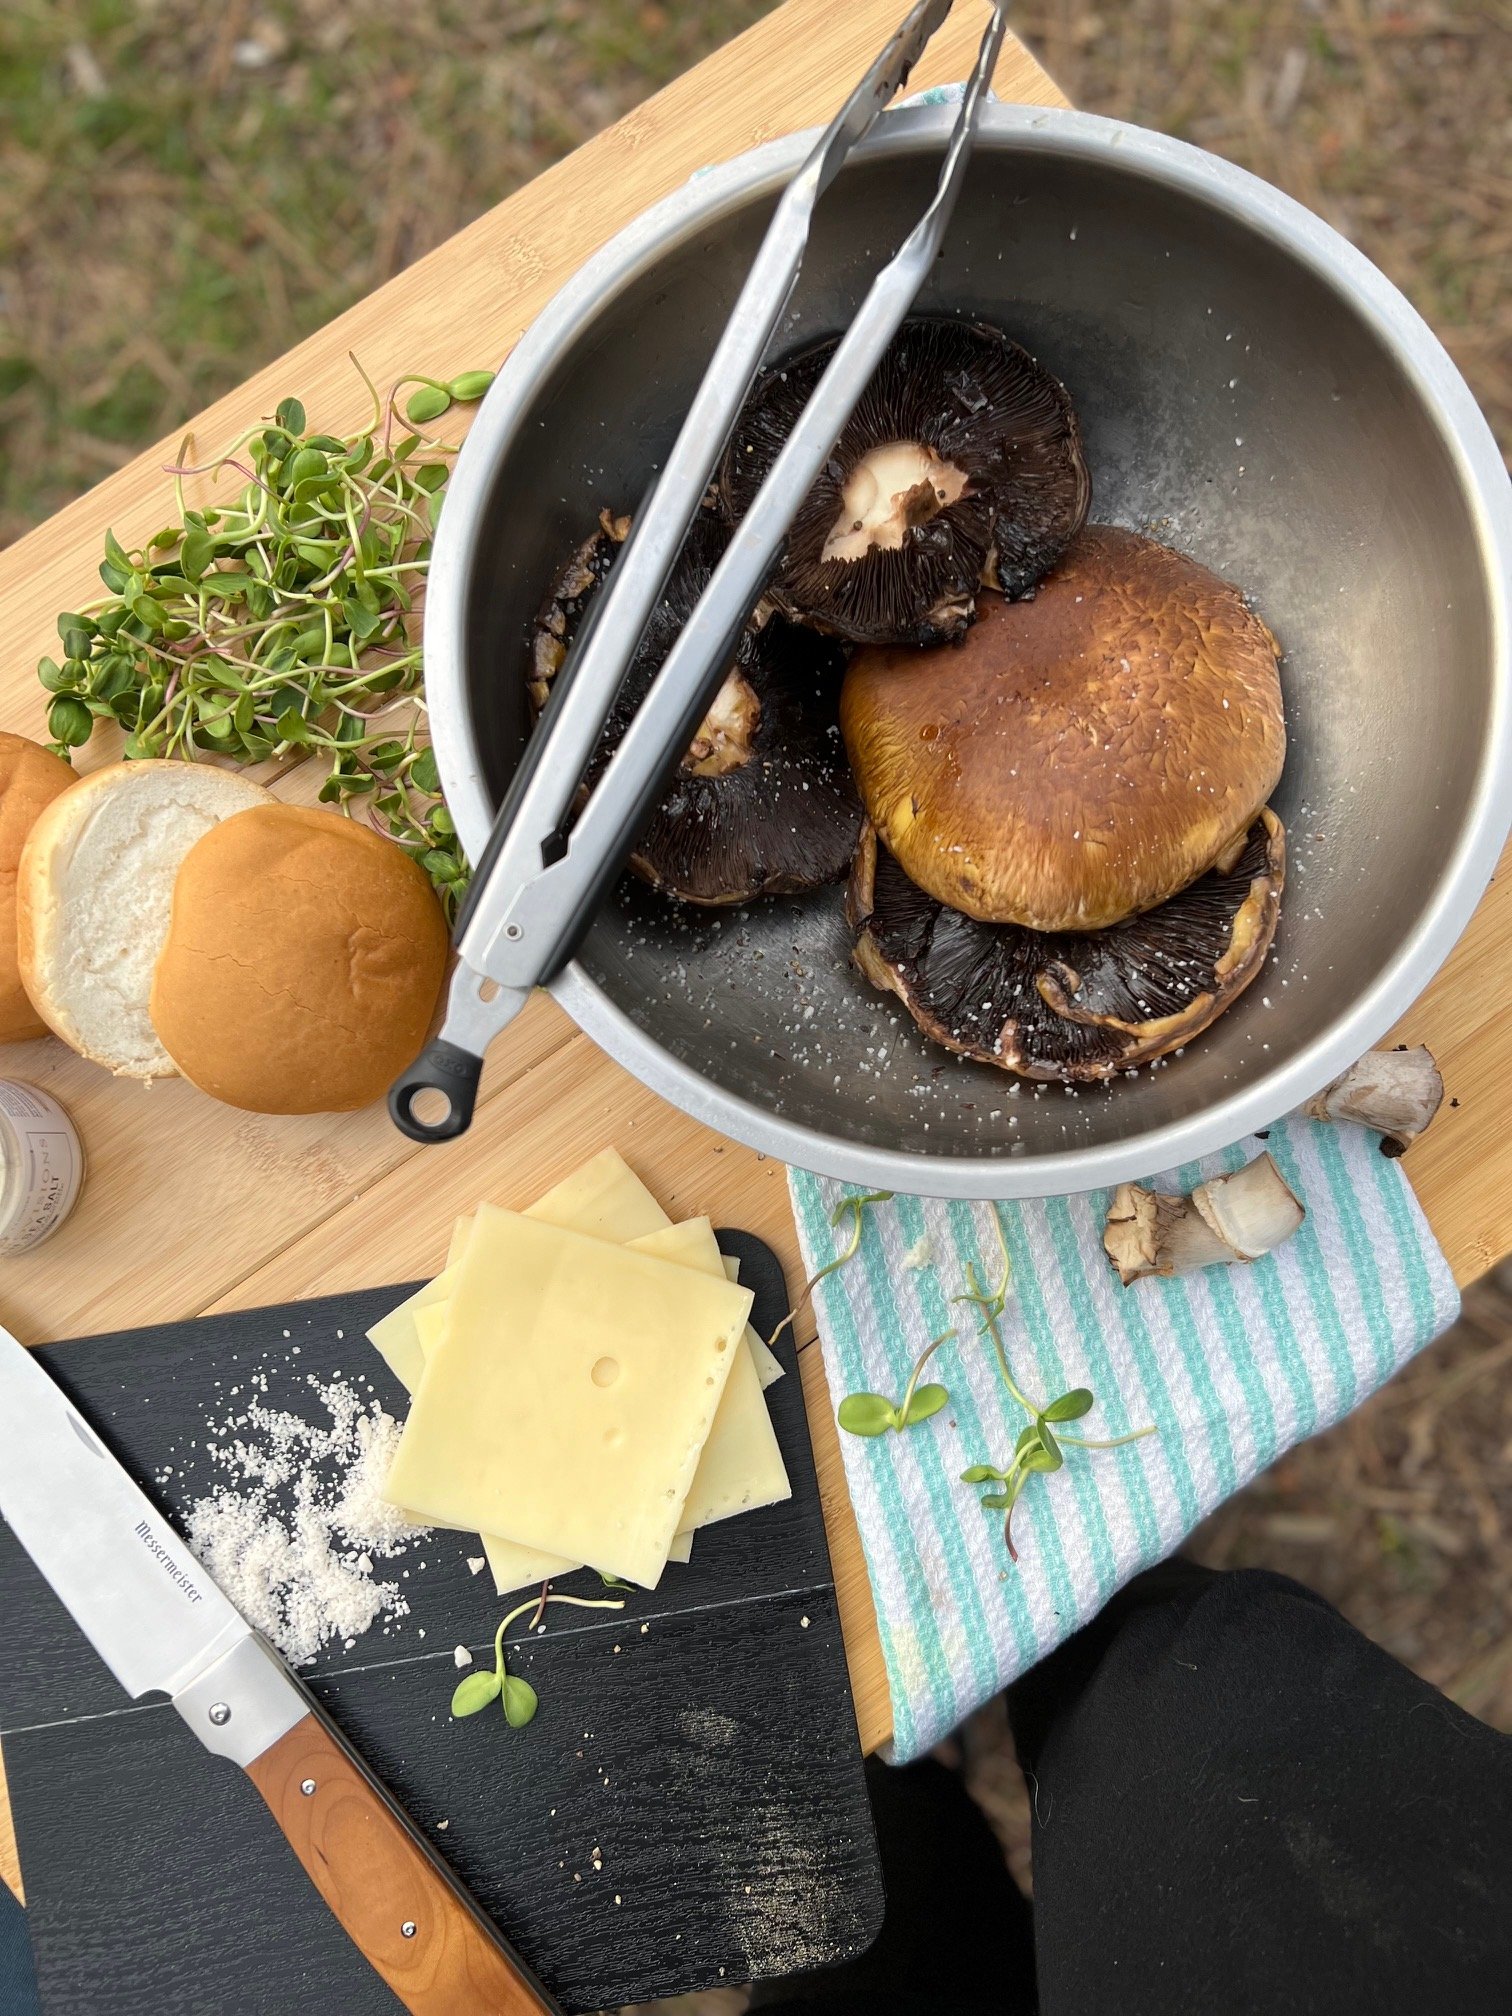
[426,103,1512,1197]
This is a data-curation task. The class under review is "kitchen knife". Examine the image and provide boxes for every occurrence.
[0,1326,561,2016]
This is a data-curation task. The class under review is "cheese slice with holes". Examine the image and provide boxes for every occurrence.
[417,1221,790,1577]
[384,1207,752,1587]
[369,1147,781,1590]
[627,1221,790,1536]
[365,1150,667,1388]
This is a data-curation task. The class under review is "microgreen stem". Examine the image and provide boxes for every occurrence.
[897,1327,955,1425]
[1057,1426,1159,1451]
[768,1190,893,1350]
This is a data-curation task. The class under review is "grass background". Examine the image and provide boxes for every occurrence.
[1,1,1506,547]
[4,4,1512,1974]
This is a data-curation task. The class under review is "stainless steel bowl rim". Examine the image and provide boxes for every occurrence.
[426,102,1512,1198]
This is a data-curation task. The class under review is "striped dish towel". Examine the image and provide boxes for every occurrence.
[790,1117,1459,1762]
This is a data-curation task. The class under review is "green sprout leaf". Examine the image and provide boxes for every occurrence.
[451,1589,624,1736]
[47,695,92,747]
[501,1675,539,1728]
[35,363,479,919]
[451,1670,503,1718]
[406,384,452,424]
[899,1382,949,1427]
[1042,1388,1095,1423]
[837,1392,898,1438]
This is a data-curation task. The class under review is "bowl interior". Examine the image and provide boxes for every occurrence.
[460,126,1495,1173]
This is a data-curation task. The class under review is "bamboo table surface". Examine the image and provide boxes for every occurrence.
[1,0,1509,1914]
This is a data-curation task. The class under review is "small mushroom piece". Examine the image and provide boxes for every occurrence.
[1303,1045,1444,1156]
[530,512,861,905]
[720,317,1089,647]
[849,810,1285,1081]
[1103,1153,1305,1286]
[841,527,1287,931]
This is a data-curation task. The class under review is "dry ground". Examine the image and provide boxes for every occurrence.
[4,4,1509,2007]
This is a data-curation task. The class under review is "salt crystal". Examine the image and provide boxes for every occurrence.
[180,1373,422,1669]
[454,1645,473,1669]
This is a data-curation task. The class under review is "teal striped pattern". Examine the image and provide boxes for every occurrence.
[789,1116,1459,1762]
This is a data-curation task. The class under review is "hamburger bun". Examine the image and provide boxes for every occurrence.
[0,734,76,1043]
[150,803,448,1114]
[17,759,270,1077]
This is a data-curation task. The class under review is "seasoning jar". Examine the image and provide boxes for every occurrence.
[0,1080,85,1255]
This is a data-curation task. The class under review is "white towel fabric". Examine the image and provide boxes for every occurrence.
[790,1117,1459,1761]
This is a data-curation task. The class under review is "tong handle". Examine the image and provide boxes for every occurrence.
[389,965,531,1143]
[388,1041,483,1143]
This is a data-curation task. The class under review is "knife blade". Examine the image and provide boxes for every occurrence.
[0,1326,561,2016]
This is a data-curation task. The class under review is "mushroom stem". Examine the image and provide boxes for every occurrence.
[1103,1153,1305,1286]
[1302,1045,1444,1157]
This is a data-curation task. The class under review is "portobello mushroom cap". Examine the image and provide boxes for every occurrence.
[720,317,1090,648]
[530,512,861,906]
[840,526,1286,932]
[847,808,1285,1082]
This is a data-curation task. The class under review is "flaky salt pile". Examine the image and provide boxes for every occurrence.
[181,1374,423,1668]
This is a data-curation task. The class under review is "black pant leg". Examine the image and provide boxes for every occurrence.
[750,1753,1036,2016]
[1009,1560,1512,2016]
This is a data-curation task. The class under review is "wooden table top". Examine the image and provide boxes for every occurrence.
[1,0,1508,1914]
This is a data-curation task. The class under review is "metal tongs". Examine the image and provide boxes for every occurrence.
[391,0,1008,1142]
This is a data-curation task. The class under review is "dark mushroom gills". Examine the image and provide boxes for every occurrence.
[530,512,861,906]
[840,525,1287,933]
[720,317,1090,647]
[847,809,1286,1082]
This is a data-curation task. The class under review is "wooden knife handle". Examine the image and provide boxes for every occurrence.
[246,1710,559,2015]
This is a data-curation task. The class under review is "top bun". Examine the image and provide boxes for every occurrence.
[839,526,1286,933]
[17,758,271,1076]
[150,804,448,1114]
[0,734,76,1043]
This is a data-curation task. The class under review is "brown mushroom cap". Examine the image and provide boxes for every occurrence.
[840,526,1286,932]
[531,512,861,906]
[848,809,1285,1082]
[720,317,1090,647]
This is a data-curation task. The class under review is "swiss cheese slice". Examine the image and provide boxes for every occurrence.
[368,1271,449,1391]
[524,1146,671,1243]
[384,1207,752,1587]
[369,1147,782,1591]
[724,1256,784,1388]
[365,1151,667,1389]
[627,1221,790,1536]
[418,1220,790,1575]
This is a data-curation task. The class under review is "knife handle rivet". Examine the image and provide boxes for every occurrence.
[401,1922,417,1939]
[208,1702,231,1726]
[503,922,523,941]
[300,1779,317,1796]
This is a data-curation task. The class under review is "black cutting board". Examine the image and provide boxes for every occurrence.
[0,1231,882,2015]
